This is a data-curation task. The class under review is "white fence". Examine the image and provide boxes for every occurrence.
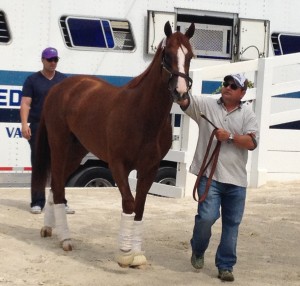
[136,52,300,198]
[189,53,300,188]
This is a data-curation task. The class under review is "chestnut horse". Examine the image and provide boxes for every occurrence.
[32,21,195,267]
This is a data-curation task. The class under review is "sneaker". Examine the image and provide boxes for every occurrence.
[30,206,42,214]
[191,253,204,269]
[65,205,75,214]
[218,269,234,282]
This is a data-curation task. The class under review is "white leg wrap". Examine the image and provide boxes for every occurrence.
[44,190,55,227]
[131,220,147,266]
[115,212,135,266]
[132,220,143,252]
[119,212,134,251]
[54,204,70,242]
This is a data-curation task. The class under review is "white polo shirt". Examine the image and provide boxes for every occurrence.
[184,95,259,187]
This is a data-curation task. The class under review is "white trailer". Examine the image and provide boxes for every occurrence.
[1,0,300,195]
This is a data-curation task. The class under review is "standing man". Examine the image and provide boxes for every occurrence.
[20,47,75,215]
[177,74,258,282]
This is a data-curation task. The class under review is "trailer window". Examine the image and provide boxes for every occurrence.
[0,11,11,44]
[271,33,300,55]
[60,16,135,51]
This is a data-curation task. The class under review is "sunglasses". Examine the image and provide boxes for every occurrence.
[45,57,59,63]
[223,81,241,90]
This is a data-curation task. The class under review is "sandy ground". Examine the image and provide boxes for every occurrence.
[0,181,299,286]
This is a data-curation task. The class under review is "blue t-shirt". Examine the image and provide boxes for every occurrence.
[22,71,67,122]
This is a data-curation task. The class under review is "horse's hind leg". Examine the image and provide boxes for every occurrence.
[40,190,55,237]
[41,196,70,249]
[41,135,87,251]
[40,152,72,250]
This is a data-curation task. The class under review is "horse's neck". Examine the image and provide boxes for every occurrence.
[138,56,172,111]
[137,70,171,131]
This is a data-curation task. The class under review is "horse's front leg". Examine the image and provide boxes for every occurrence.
[129,167,159,268]
[117,211,135,267]
[110,165,136,267]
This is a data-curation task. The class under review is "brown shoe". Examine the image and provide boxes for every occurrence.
[218,269,234,282]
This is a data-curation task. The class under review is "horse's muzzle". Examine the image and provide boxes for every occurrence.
[171,90,189,103]
[169,75,192,102]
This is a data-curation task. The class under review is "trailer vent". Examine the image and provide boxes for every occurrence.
[60,16,135,52]
[0,11,11,44]
[178,21,232,59]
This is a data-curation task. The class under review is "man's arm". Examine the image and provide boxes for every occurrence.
[20,96,32,140]
[215,129,257,150]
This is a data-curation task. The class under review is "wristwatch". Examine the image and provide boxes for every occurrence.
[227,133,234,143]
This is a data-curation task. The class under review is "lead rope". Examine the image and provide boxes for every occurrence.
[192,115,221,203]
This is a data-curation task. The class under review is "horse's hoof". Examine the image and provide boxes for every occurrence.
[116,250,134,268]
[61,239,73,251]
[130,253,147,268]
[40,226,52,237]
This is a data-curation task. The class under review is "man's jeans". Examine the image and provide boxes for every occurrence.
[190,176,246,271]
[28,122,45,208]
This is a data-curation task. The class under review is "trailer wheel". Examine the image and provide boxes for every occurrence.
[155,167,176,186]
[66,166,115,187]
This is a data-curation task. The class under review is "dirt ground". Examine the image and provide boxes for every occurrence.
[0,181,299,286]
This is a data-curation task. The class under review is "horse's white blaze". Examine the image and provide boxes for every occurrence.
[176,45,188,94]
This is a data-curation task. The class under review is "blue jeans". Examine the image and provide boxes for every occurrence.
[190,176,246,271]
[28,122,46,208]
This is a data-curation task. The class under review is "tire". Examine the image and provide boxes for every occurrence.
[66,166,115,187]
[155,167,176,186]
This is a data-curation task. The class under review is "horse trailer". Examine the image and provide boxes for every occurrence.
[1,0,300,195]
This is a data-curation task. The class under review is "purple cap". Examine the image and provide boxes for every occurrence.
[41,47,58,59]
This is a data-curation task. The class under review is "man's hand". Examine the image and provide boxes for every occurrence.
[215,129,257,150]
[21,124,31,140]
[215,128,230,142]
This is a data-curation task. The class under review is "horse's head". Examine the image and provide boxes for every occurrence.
[161,21,195,102]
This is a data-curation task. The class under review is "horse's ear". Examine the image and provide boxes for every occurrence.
[185,23,195,39]
[164,21,173,37]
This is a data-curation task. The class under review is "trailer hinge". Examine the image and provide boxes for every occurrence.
[233,43,238,55]
[234,24,239,36]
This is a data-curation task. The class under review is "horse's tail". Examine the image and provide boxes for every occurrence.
[31,115,51,198]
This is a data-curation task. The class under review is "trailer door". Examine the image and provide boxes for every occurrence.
[237,18,270,61]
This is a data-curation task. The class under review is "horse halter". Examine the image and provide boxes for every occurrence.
[161,52,193,91]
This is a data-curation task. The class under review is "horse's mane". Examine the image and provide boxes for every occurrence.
[126,41,164,89]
